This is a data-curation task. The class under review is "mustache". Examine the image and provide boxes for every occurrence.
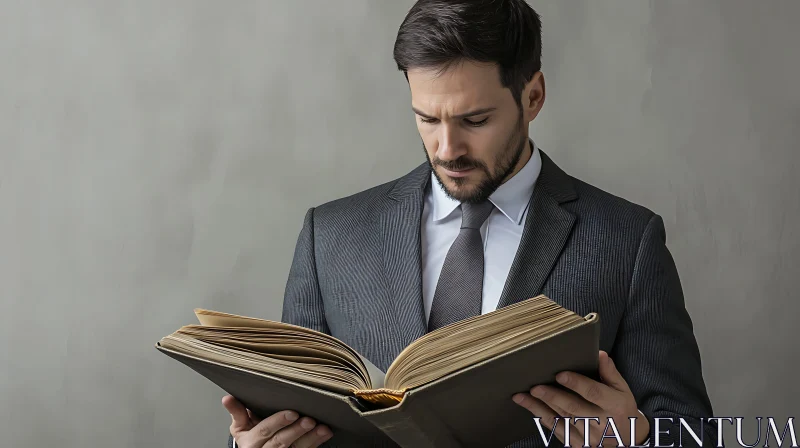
[432,156,487,171]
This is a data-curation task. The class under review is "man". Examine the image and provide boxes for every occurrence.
[223,1,716,447]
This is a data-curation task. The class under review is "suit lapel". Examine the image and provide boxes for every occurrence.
[374,151,577,346]
[378,163,430,350]
[496,150,578,309]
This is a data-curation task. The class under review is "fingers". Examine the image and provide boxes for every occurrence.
[237,410,300,446]
[555,371,617,409]
[598,350,631,393]
[530,384,599,419]
[236,411,332,448]
[524,394,574,421]
[289,423,334,448]
[259,415,332,448]
[547,401,574,420]
[221,397,334,447]
[260,416,315,448]
[222,395,254,433]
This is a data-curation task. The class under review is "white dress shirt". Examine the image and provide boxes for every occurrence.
[421,140,542,322]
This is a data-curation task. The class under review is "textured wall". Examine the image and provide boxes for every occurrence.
[1,1,797,446]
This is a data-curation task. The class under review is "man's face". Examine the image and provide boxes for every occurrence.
[407,61,531,203]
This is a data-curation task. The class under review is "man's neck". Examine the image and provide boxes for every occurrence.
[500,138,533,185]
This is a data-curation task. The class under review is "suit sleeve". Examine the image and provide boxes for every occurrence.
[280,207,330,333]
[226,208,331,448]
[611,214,719,447]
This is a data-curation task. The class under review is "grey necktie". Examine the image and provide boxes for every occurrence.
[428,200,495,331]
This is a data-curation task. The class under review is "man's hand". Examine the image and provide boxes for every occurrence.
[222,395,333,448]
[512,351,650,447]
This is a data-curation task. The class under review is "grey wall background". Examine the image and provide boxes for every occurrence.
[1,1,798,446]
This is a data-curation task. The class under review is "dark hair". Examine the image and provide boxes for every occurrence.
[393,0,542,108]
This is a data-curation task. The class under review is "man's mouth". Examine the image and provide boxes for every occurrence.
[440,166,475,178]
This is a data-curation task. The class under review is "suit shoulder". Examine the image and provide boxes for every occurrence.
[568,176,657,235]
[309,165,423,226]
[316,179,395,213]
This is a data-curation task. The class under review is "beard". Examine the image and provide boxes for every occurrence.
[424,113,528,204]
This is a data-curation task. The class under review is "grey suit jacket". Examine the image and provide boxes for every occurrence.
[228,150,716,447]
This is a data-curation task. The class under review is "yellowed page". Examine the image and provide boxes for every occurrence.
[163,309,386,390]
[384,295,590,390]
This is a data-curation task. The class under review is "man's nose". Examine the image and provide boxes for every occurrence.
[436,125,467,161]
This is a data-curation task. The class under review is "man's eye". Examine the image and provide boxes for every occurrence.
[418,117,488,126]
[465,117,489,127]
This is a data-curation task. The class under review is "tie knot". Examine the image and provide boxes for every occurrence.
[460,201,494,229]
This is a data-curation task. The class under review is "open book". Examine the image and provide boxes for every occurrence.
[156,295,600,447]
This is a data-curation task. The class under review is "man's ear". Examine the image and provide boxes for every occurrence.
[521,71,545,122]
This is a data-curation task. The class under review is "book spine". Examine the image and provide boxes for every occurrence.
[363,402,462,448]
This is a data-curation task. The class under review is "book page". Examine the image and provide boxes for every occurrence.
[192,308,385,388]
[356,352,385,389]
[384,295,591,390]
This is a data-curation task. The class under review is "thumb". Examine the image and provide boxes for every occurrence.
[598,351,631,393]
[222,395,253,432]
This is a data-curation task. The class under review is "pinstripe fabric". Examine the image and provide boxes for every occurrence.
[428,200,495,331]
[226,149,717,448]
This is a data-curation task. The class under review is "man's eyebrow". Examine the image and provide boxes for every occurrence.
[411,107,497,119]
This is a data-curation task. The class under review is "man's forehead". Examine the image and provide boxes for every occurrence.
[408,63,505,114]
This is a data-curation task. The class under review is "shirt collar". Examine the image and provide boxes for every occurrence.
[430,139,542,225]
